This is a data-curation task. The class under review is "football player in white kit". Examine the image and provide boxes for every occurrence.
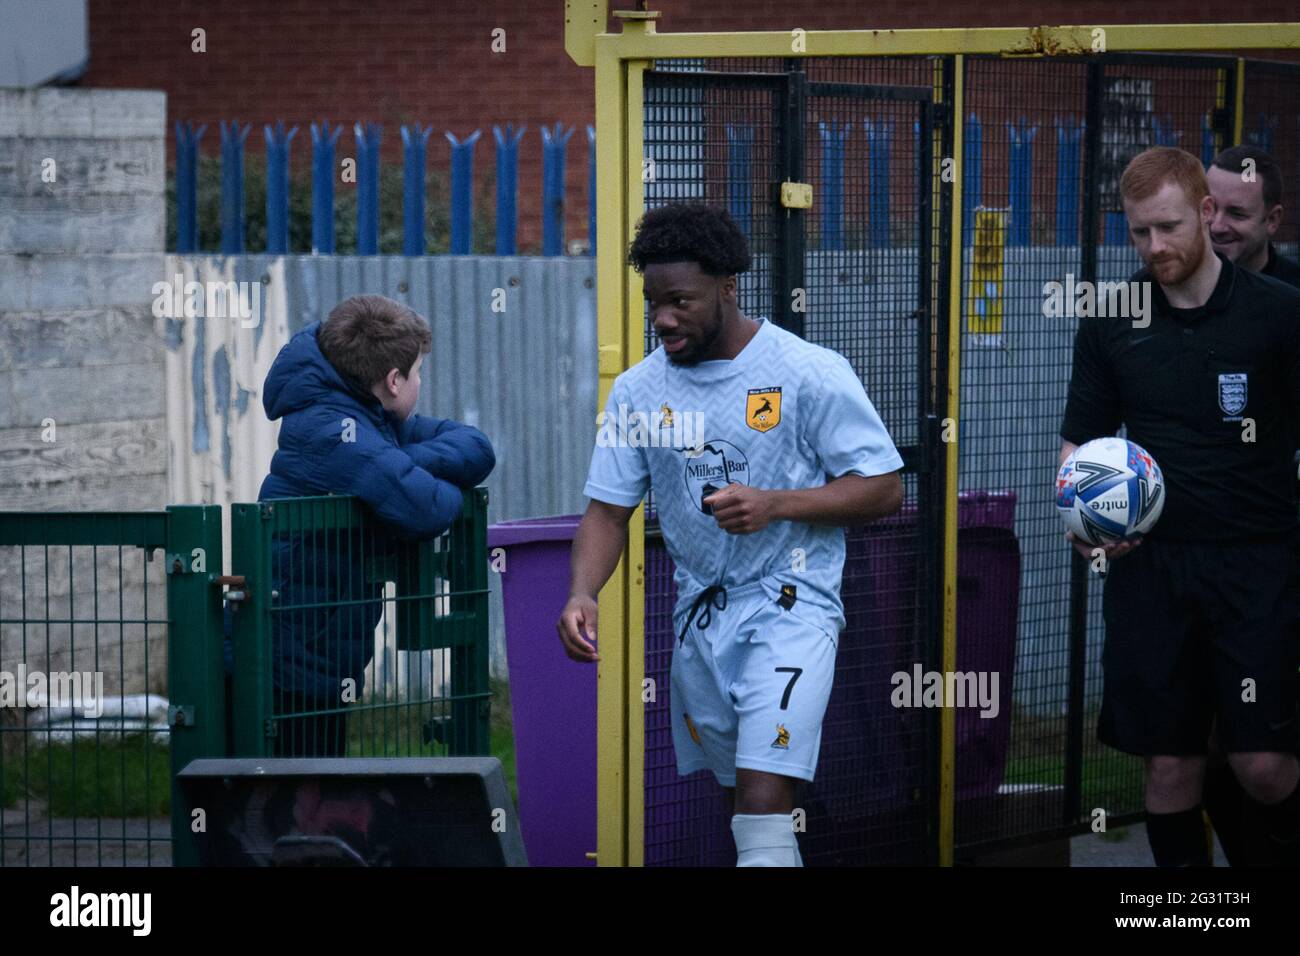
[557,203,904,866]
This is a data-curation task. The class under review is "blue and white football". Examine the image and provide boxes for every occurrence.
[1055,437,1165,546]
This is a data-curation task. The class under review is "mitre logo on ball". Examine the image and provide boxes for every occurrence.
[1055,437,1165,546]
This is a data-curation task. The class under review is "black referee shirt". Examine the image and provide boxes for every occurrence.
[1060,252,1300,541]
[1263,243,1300,290]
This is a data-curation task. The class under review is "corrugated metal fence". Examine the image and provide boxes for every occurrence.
[165,253,598,524]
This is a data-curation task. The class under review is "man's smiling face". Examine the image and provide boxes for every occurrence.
[643,261,732,365]
[1207,163,1281,268]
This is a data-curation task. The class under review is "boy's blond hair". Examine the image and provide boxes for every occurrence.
[318,294,432,388]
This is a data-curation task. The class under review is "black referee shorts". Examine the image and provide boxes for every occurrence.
[1097,531,1300,757]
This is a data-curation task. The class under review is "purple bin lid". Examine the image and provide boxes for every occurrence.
[488,515,583,548]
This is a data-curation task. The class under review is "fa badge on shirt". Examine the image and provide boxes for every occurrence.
[1218,372,1247,421]
[746,386,782,432]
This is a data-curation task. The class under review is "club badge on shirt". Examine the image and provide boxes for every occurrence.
[1218,372,1247,420]
[746,386,782,432]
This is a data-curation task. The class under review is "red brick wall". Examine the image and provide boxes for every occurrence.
[78,0,1299,249]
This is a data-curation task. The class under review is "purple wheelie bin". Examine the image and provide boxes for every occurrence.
[489,517,596,867]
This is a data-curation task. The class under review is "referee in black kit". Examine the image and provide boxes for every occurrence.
[1200,144,1300,864]
[1060,146,1300,867]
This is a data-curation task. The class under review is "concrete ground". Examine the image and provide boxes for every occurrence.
[2,808,171,867]
[1070,823,1229,866]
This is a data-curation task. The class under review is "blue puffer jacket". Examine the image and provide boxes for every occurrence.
[226,321,495,701]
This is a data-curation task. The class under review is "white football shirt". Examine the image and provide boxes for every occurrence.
[583,318,903,631]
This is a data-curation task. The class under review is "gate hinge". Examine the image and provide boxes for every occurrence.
[169,705,195,727]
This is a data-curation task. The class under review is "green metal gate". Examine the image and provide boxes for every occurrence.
[227,491,491,761]
[0,510,212,866]
[1,490,489,867]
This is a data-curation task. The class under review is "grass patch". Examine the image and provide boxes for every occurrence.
[1,733,171,818]
[1003,709,1144,818]
[489,679,518,806]
[0,680,521,819]
[338,677,517,804]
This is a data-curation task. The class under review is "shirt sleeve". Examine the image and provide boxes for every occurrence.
[582,376,650,507]
[1060,315,1122,445]
[804,355,905,480]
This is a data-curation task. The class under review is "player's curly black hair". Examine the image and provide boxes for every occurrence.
[627,203,752,276]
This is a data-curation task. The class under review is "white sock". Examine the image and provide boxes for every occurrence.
[731,813,803,867]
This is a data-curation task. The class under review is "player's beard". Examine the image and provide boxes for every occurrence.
[668,289,726,366]
[1148,228,1207,289]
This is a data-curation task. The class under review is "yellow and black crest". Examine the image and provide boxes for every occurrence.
[771,723,790,750]
[746,387,781,433]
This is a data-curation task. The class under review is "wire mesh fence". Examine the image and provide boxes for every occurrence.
[0,514,172,866]
[1243,59,1300,249]
[637,48,1298,863]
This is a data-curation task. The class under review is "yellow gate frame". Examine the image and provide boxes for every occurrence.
[567,1,1300,866]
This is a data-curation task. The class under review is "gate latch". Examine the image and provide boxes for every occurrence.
[215,574,248,604]
[780,182,813,209]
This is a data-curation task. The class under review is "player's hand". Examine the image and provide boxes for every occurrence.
[1066,530,1142,564]
[703,483,776,535]
[557,594,601,663]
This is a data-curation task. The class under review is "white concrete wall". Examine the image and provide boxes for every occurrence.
[0,88,168,694]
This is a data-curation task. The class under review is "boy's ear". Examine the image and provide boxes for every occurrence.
[372,368,399,402]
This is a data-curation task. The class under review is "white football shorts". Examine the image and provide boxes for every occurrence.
[669,580,840,787]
